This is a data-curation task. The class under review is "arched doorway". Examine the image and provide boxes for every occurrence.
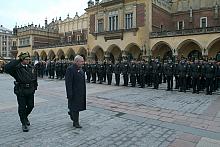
[66,48,75,60]
[77,47,87,60]
[57,49,65,59]
[107,44,122,63]
[34,51,40,61]
[152,41,173,61]
[177,39,202,59]
[92,46,104,61]
[188,50,202,60]
[48,50,55,60]
[207,37,220,58]
[125,43,141,61]
[40,51,47,61]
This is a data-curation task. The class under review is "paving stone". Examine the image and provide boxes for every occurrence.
[1,74,220,147]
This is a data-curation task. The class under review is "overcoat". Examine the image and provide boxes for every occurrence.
[65,64,86,112]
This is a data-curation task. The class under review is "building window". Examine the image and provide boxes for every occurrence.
[68,36,72,43]
[97,19,104,32]
[125,13,133,29]
[77,35,81,41]
[13,41,16,46]
[177,21,184,30]
[109,15,118,31]
[200,17,207,28]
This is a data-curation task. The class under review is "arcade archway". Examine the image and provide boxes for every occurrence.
[152,41,173,60]
[48,50,55,60]
[177,39,202,59]
[125,43,141,61]
[34,51,40,61]
[40,51,47,61]
[66,48,75,60]
[91,46,104,61]
[107,44,122,63]
[77,47,87,60]
[57,49,65,59]
[207,37,220,58]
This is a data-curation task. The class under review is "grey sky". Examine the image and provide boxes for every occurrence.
[0,0,88,30]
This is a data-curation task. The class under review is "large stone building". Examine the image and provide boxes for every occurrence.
[151,0,220,60]
[12,12,88,61]
[12,0,220,61]
[0,25,12,60]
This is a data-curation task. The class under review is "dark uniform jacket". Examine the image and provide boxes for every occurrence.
[164,63,174,76]
[190,63,201,78]
[65,64,86,112]
[4,60,38,95]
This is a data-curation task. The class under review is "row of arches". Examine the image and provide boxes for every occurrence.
[152,37,220,60]
[34,47,87,61]
[33,43,143,63]
[33,38,220,62]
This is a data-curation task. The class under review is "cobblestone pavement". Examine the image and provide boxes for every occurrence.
[0,73,220,147]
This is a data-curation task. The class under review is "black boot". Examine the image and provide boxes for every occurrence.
[72,111,82,128]
[22,124,29,132]
[73,122,82,128]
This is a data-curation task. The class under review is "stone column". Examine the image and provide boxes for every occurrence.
[133,4,137,28]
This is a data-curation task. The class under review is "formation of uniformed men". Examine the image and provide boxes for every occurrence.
[34,59,72,79]
[34,57,220,95]
[83,58,220,95]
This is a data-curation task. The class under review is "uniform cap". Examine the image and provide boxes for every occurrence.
[18,52,30,60]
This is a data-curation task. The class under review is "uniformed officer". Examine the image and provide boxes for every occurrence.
[106,60,114,85]
[85,62,92,83]
[152,58,161,89]
[91,61,97,83]
[138,60,146,88]
[191,59,201,94]
[121,60,129,86]
[97,61,104,84]
[164,58,174,91]
[205,59,216,95]
[129,60,137,87]
[114,60,121,86]
[177,59,187,92]
[5,52,38,132]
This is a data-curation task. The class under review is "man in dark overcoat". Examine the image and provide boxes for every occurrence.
[65,55,86,128]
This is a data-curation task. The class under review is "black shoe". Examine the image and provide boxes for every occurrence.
[26,118,30,126]
[22,124,29,132]
[73,122,82,128]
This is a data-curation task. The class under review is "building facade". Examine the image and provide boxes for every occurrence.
[0,25,12,60]
[86,0,150,62]
[12,12,88,61]
[12,0,220,61]
[151,0,220,60]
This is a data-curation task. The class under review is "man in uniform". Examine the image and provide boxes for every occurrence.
[129,60,137,87]
[121,60,129,86]
[91,61,97,83]
[164,58,174,91]
[114,60,121,86]
[152,58,161,89]
[5,52,38,132]
[84,61,92,83]
[138,60,146,88]
[177,59,187,92]
[205,59,216,95]
[106,60,114,85]
[191,59,201,94]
